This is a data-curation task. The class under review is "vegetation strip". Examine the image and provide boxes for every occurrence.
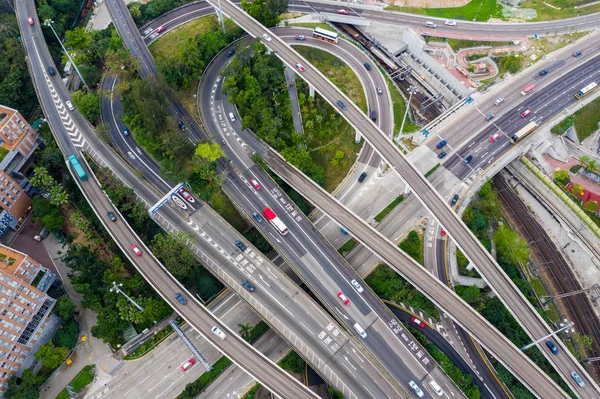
[374,195,405,222]
[56,365,95,399]
[177,357,232,399]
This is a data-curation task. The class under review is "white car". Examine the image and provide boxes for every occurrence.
[445,20,456,26]
[489,133,500,142]
[262,33,272,42]
[211,326,226,340]
[376,86,383,95]
[65,100,74,111]
[351,279,364,293]
[179,188,195,203]
[495,97,504,105]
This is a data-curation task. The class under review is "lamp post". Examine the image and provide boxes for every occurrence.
[520,319,574,351]
[110,281,144,312]
[395,86,417,143]
[44,19,90,91]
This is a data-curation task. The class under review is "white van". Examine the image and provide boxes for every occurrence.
[353,323,367,338]
[211,326,226,340]
[429,380,444,396]
[228,112,236,122]
[425,21,437,28]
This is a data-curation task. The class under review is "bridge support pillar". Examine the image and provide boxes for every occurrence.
[355,129,361,144]
[309,85,315,98]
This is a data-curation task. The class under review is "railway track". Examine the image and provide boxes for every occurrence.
[493,174,600,380]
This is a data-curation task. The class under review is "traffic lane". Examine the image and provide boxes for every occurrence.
[80,175,319,399]
[141,1,216,45]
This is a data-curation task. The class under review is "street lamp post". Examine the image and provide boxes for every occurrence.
[396,86,417,142]
[110,281,144,312]
[520,319,574,351]
[44,19,90,91]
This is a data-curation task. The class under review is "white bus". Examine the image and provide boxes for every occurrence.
[511,121,538,143]
[263,207,288,235]
[313,27,338,44]
[575,82,598,99]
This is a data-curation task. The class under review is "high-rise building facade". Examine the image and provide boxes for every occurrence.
[0,244,56,393]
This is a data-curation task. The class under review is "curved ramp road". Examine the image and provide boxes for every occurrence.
[209,0,600,396]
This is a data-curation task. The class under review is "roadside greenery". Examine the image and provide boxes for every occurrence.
[241,0,288,27]
[35,342,69,369]
[367,264,438,318]
[328,387,345,399]
[385,0,502,21]
[53,296,79,350]
[242,384,261,399]
[456,248,480,278]
[177,357,232,399]
[338,239,358,255]
[550,96,600,141]
[239,321,270,343]
[519,0,600,20]
[124,325,174,360]
[56,365,95,399]
[461,179,500,252]
[374,195,404,222]
[278,350,305,374]
[4,368,44,399]
[409,327,481,399]
[399,230,424,266]
[424,163,441,178]
[128,0,195,26]
[387,78,418,134]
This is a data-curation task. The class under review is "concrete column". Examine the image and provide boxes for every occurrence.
[309,85,315,98]
[355,129,361,144]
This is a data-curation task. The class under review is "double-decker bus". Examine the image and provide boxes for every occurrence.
[263,207,288,235]
[521,84,535,96]
[511,121,538,143]
[313,27,338,44]
[68,155,88,181]
[575,82,598,99]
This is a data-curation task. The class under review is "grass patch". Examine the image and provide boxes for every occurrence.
[288,22,332,30]
[242,383,261,398]
[424,163,441,178]
[551,96,600,141]
[209,189,248,233]
[278,350,305,374]
[124,326,174,360]
[530,278,560,322]
[519,0,600,21]
[386,77,418,134]
[445,38,515,52]
[385,0,502,21]
[374,195,405,222]
[399,230,424,266]
[338,238,358,255]
[246,321,270,344]
[177,357,232,399]
[56,365,95,399]
[294,46,364,191]
[0,147,9,162]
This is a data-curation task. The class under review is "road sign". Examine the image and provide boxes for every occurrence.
[149,183,184,216]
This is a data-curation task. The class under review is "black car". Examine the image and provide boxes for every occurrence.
[573,50,582,57]
[107,211,117,222]
[337,100,348,110]
[358,171,367,183]
[235,240,247,251]
[47,67,56,76]
[486,114,494,121]
[175,293,187,305]
[122,128,130,136]
[178,121,187,131]
[363,62,372,70]
[539,69,548,76]
[242,280,255,292]
[226,48,235,57]
[451,194,459,205]
[438,151,447,159]
[463,155,473,165]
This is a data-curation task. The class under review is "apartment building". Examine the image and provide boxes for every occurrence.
[0,244,56,393]
[0,105,40,238]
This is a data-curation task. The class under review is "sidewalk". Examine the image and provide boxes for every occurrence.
[39,235,115,399]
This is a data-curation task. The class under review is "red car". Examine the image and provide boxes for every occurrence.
[131,244,142,256]
[489,133,500,142]
[179,188,195,203]
[337,292,350,305]
[155,25,166,33]
[181,358,195,371]
[250,178,261,190]
[295,63,305,72]
[520,109,531,118]
[411,317,425,328]
[28,16,34,26]
[337,9,349,14]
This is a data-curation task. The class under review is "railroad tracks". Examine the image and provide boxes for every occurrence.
[494,174,600,380]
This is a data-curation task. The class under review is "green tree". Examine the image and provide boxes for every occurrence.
[194,142,224,162]
[91,305,129,345]
[579,155,590,166]
[30,166,54,192]
[70,210,91,237]
[572,184,584,196]
[150,232,196,278]
[71,90,100,122]
[587,159,597,171]
[553,169,569,185]
[4,368,44,399]
[35,342,68,369]
[494,224,529,265]
[49,184,69,206]
[327,386,344,399]
[41,209,65,232]
[53,318,79,349]
[459,285,481,304]
[54,296,76,320]
[239,323,252,341]
[583,200,598,212]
